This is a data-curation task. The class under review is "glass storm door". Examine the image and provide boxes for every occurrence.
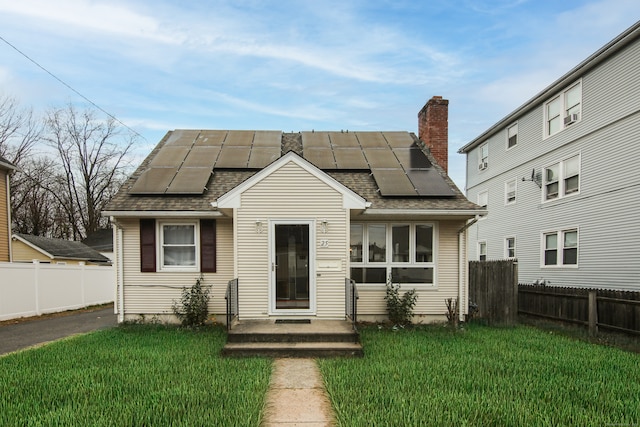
[274,224,310,310]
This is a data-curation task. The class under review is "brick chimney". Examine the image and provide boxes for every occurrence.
[418,96,449,173]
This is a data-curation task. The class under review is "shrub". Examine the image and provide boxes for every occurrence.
[172,276,211,327]
[385,278,417,326]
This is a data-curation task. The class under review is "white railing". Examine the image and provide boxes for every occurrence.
[0,261,114,321]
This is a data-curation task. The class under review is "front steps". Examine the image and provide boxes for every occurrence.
[222,319,363,358]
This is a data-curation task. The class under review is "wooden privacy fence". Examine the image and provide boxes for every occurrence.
[468,260,518,325]
[518,285,640,336]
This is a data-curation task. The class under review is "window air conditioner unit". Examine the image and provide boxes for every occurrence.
[478,161,488,170]
[564,113,579,126]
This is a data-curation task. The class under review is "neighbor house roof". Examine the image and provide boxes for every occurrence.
[82,229,113,252]
[0,156,17,171]
[105,130,483,217]
[13,233,112,263]
[458,20,640,153]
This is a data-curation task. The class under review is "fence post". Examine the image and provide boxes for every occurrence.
[33,260,41,316]
[588,290,598,337]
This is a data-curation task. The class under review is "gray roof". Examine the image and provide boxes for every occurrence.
[15,234,111,263]
[0,156,16,171]
[106,131,482,215]
[459,20,640,153]
[82,229,113,252]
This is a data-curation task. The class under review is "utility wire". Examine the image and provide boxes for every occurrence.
[0,34,147,141]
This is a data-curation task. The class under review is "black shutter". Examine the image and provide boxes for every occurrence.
[200,219,216,273]
[140,219,156,272]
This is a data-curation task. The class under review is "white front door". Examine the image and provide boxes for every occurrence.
[270,220,315,315]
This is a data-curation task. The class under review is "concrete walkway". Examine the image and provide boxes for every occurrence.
[262,358,336,427]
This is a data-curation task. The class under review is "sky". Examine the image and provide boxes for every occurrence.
[0,0,638,190]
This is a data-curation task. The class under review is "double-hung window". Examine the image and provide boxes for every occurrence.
[478,144,489,170]
[543,229,578,267]
[505,179,517,205]
[161,223,197,269]
[505,237,516,258]
[544,154,580,201]
[507,123,518,149]
[544,81,582,137]
[478,241,487,261]
[350,223,435,285]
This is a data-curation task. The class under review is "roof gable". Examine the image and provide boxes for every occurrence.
[216,151,369,210]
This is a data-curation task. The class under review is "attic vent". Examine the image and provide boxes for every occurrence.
[564,113,579,126]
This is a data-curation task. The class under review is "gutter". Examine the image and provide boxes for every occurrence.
[358,208,487,217]
[102,210,224,218]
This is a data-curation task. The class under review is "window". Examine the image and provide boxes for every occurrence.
[478,241,487,261]
[140,219,216,273]
[543,229,578,266]
[544,81,581,137]
[477,190,488,219]
[505,237,516,258]
[544,154,580,201]
[351,223,435,285]
[507,123,518,149]
[478,144,488,170]
[505,179,517,205]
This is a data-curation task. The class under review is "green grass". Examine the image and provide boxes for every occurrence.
[319,324,640,427]
[0,325,271,427]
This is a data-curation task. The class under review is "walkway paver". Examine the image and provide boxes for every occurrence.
[262,358,336,427]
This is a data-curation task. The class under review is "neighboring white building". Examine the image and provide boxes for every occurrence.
[458,21,640,291]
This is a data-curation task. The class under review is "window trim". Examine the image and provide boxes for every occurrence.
[158,220,200,272]
[477,190,488,219]
[505,179,517,205]
[504,236,516,259]
[543,80,582,139]
[350,222,437,287]
[542,153,581,203]
[506,122,518,150]
[541,228,579,268]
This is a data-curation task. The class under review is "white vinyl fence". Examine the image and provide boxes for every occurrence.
[0,261,114,321]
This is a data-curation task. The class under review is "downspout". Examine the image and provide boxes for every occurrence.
[458,217,480,322]
[111,217,125,323]
[6,172,12,262]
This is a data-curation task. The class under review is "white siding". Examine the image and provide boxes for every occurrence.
[465,33,640,290]
[117,217,234,319]
[236,161,348,319]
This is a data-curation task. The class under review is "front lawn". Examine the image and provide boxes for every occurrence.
[0,325,271,427]
[319,324,640,426]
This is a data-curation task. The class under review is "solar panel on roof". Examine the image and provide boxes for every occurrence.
[166,167,212,194]
[248,147,281,168]
[363,148,401,168]
[129,167,178,194]
[382,131,414,148]
[150,146,191,167]
[328,132,359,148]
[182,146,220,168]
[371,168,417,196]
[253,130,282,147]
[195,130,227,146]
[165,130,200,146]
[407,169,456,196]
[224,130,255,146]
[356,132,388,148]
[392,148,432,170]
[216,146,251,168]
[301,132,331,149]
[304,148,336,169]
[334,148,368,169]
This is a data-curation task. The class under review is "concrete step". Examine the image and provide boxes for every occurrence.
[221,341,364,358]
[227,331,359,343]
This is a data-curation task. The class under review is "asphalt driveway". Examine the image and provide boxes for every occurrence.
[0,305,117,356]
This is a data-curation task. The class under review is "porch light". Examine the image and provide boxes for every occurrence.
[255,219,264,233]
[320,219,329,234]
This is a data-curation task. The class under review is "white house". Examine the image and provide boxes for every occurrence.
[458,21,640,291]
[104,97,485,324]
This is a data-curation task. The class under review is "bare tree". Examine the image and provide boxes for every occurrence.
[0,94,41,164]
[43,104,136,240]
[10,157,57,236]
